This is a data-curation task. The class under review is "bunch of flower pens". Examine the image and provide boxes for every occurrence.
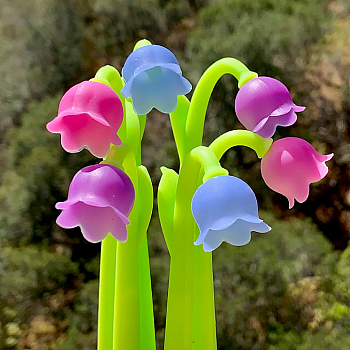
[46,39,333,350]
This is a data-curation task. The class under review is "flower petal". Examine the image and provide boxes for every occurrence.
[130,67,191,114]
[235,77,305,137]
[120,78,134,99]
[292,104,306,113]
[133,62,182,78]
[58,110,111,127]
[109,219,128,242]
[198,219,271,252]
[309,153,333,183]
[254,111,298,138]
[122,45,181,82]
[46,118,62,133]
[261,137,332,207]
[57,202,128,243]
[192,175,269,251]
[201,229,226,252]
[56,206,80,228]
[63,164,135,217]
[252,116,270,133]
[269,103,292,117]
[51,112,121,157]
[272,110,298,127]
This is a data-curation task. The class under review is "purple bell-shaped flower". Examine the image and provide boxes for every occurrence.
[56,164,135,243]
[235,77,305,138]
[191,175,270,252]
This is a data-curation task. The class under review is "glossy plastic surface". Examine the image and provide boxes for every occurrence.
[235,77,305,138]
[261,137,333,208]
[191,175,270,252]
[56,164,135,242]
[47,81,123,158]
[121,45,191,114]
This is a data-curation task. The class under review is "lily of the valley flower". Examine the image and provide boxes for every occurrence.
[47,81,123,158]
[235,77,305,138]
[121,45,192,115]
[191,175,270,252]
[56,164,135,243]
[261,137,333,208]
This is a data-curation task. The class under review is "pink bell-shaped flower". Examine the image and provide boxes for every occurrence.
[261,137,333,208]
[47,81,123,158]
[56,164,135,243]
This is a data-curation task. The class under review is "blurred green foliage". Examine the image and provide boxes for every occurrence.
[0,246,79,349]
[0,0,350,349]
[186,0,329,80]
[183,0,329,149]
[0,95,95,246]
[1,213,346,349]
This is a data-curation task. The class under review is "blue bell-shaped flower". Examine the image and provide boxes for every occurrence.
[121,45,192,115]
[191,175,270,252]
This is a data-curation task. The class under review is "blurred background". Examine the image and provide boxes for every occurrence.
[0,0,349,349]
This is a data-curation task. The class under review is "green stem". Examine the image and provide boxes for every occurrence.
[97,234,117,350]
[139,235,156,350]
[112,113,155,350]
[164,146,227,350]
[192,242,216,350]
[169,95,190,165]
[166,58,256,350]
[137,113,147,165]
[167,59,257,350]
[158,167,179,255]
[209,130,273,160]
[93,66,126,350]
[94,63,155,350]
[128,39,155,350]
[191,130,272,350]
[113,150,141,350]
[184,58,257,156]
[138,165,155,350]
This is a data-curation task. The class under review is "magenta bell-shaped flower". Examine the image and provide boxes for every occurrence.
[261,137,333,208]
[47,81,123,158]
[56,164,135,243]
[191,175,270,252]
[235,77,305,138]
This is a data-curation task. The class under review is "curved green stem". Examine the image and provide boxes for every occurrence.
[166,58,258,350]
[191,130,272,350]
[102,143,129,169]
[210,130,273,160]
[164,146,227,350]
[134,39,152,50]
[184,58,257,157]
